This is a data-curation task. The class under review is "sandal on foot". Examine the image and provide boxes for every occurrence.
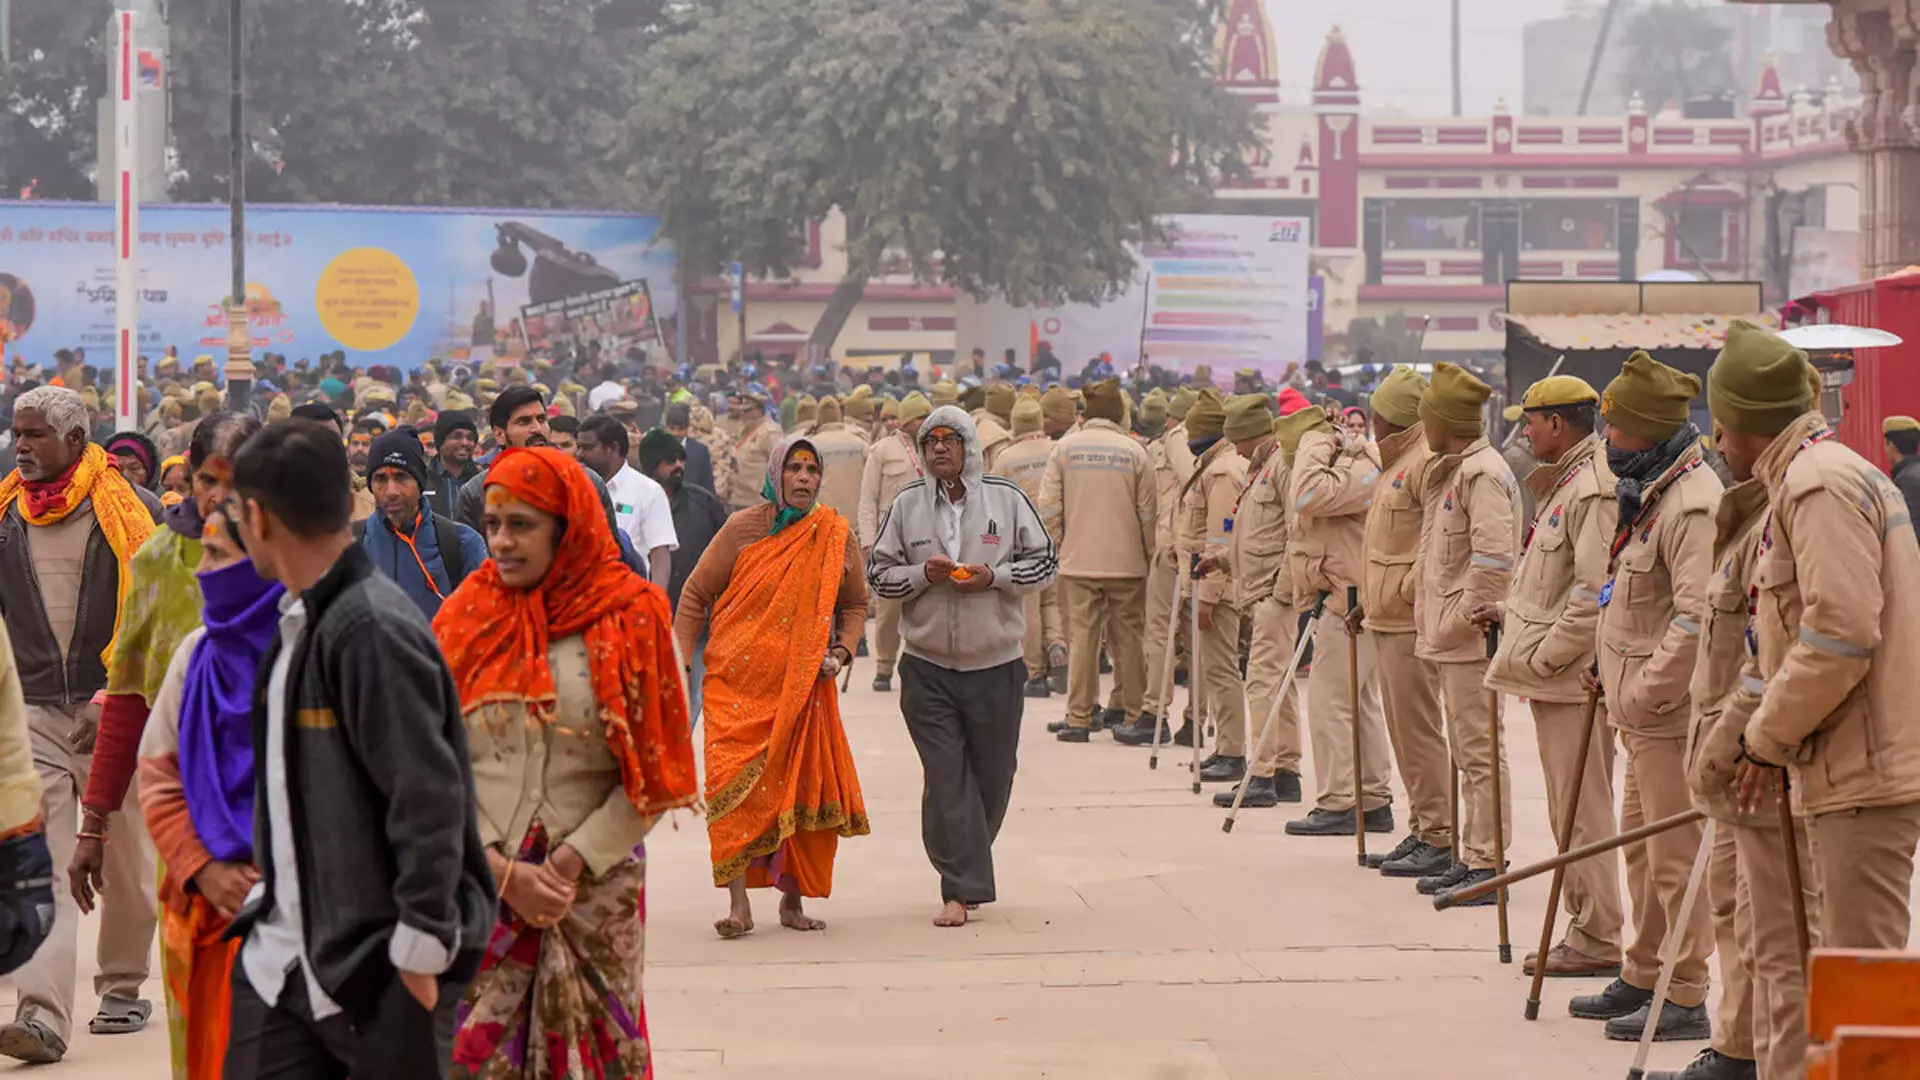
[89,996,151,1036]
[0,1013,66,1063]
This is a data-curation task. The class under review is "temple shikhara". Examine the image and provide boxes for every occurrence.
[688,5,1865,369]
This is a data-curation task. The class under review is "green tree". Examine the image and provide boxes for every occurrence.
[1615,0,1737,116]
[0,0,115,201]
[630,0,1260,352]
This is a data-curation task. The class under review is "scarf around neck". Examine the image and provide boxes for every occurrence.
[178,559,285,863]
[1609,421,1700,524]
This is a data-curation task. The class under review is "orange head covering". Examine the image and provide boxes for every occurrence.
[432,447,698,817]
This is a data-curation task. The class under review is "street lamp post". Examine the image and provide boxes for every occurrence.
[225,0,253,410]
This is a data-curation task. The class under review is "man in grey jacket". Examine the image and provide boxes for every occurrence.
[869,406,1057,929]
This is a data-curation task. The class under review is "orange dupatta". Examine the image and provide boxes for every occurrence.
[703,506,868,896]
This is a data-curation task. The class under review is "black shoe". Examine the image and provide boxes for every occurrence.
[872,674,892,692]
[1569,978,1655,1021]
[1170,720,1198,748]
[1213,774,1279,808]
[1285,808,1357,836]
[1380,842,1454,879]
[1023,677,1052,699]
[1362,806,1395,834]
[1270,770,1303,802]
[1365,835,1421,870]
[1096,707,1128,733]
[1604,1000,1712,1043]
[1645,1048,1757,1080]
[1198,755,1246,783]
[1046,719,1069,733]
[1415,861,1471,895]
[1112,714,1159,746]
[1055,727,1091,744]
[1440,867,1505,907]
[1173,667,1188,687]
[855,638,869,658]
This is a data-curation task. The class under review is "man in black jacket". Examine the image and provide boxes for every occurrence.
[1885,416,1920,543]
[226,420,492,1079]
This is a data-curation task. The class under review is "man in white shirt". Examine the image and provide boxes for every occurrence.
[579,415,676,585]
[587,371,628,413]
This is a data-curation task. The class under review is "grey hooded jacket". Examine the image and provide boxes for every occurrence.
[867,406,1058,672]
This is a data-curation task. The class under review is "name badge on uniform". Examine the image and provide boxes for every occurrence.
[1597,579,1614,608]
[1223,516,1234,533]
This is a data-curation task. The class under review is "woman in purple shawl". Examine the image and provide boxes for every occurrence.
[136,505,283,1080]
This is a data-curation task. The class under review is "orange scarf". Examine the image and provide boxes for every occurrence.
[432,447,698,819]
[0,443,155,665]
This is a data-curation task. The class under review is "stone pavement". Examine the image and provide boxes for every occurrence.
[9,668,1778,1077]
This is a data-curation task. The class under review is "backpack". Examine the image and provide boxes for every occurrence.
[353,513,468,587]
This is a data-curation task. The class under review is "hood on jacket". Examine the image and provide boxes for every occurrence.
[915,405,984,503]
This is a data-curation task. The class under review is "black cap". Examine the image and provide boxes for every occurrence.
[366,426,429,488]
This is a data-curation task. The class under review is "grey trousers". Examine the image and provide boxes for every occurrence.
[899,655,1026,905]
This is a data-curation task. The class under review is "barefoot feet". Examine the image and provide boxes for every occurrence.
[714,880,754,939]
[779,892,826,932]
[934,900,969,927]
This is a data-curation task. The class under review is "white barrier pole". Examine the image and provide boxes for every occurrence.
[113,9,139,433]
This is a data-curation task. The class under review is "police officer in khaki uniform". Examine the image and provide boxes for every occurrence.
[1039,380,1156,742]
[859,391,932,691]
[1478,376,1625,978]
[1040,387,1077,440]
[727,384,785,511]
[973,383,1015,472]
[1410,363,1520,901]
[1285,403,1396,837]
[1205,396,1301,805]
[1359,368,1455,878]
[1182,391,1250,775]
[1714,322,1920,1070]
[1117,388,1199,745]
[845,387,878,442]
[1571,351,1722,1041]
[995,396,1066,696]
[810,396,871,526]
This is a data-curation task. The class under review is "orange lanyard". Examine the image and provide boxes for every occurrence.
[393,511,445,599]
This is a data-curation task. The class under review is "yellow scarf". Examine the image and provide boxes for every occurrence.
[0,444,156,665]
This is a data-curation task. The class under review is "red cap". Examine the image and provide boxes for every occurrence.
[1275,387,1312,416]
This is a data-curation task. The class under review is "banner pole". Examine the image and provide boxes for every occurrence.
[113,10,139,434]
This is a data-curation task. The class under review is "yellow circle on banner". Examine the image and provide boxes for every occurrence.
[315,247,419,351]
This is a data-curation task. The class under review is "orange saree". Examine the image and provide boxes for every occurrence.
[701,506,868,897]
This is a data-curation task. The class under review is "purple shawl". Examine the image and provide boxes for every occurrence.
[177,559,284,863]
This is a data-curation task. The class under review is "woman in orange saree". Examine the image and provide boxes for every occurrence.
[674,433,869,938]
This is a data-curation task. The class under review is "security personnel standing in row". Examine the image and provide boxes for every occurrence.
[1116,388,1198,745]
[1182,391,1249,766]
[859,391,932,692]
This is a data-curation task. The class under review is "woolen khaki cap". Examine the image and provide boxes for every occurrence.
[1602,351,1699,442]
[1170,386,1198,421]
[898,392,932,423]
[1185,389,1227,438]
[880,397,901,420]
[1522,374,1600,410]
[1418,362,1491,440]
[1083,379,1126,424]
[985,382,1016,422]
[817,396,843,424]
[1041,387,1077,425]
[1708,320,1820,437]
[1369,365,1428,429]
[845,394,874,420]
[1223,394,1275,442]
[1140,388,1168,422]
[1886,415,1920,435]
[1011,396,1044,436]
[930,380,959,407]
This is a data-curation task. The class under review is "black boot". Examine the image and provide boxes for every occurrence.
[1212,774,1279,808]
[1270,770,1303,802]
[1055,726,1091,744]
[1096,707,1129,733]
[1645,1049,1757,1080]
[1111,714,1160,746]
[1364,835,1421,870]
[872,673,892,692]
[1361,806,1396,834]
[1284,808,1356,836]
[1170,719,1198,747]
[1604,1000,1712,1043]
[1198,755,1245,783]
[1415,861,1471,896]
[1438,867,1505,907]
[1087,710,1108,733]
[1569,978,1655,1022]
[1023,676,1051,699]
[1380,842,1453,879]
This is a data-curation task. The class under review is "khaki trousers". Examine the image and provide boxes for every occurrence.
[1530,699,1623,962]
[1734,818,1820,1080]
[1707,820,1754,1062]
[1806,801,1920,951]
[1375,632,1452,849]
[1064,576,1146,729]
[1020,585,1066,681]
[1245,596,1302,779]
[875,596,903,677]
[1141,560,1187,719]
[1304,618,1392,812]
[1195,602,1247,756]
[17,704,156,1042]
[1617,728,1712,1008]
[1438,661,1510,870]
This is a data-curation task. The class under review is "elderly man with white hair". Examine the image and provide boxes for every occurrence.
[0,386,162,1063]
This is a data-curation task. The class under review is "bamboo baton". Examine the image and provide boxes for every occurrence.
[1223,592,1326,833]
[1147,566,1186,771]
[1525,672,1603,1020]
[1348,585,1366,867]
[1486,625,1511,964]
[1435,808,1707,910]
[1777,768,1812,970]
[1189,552,1206,795]
[1626,819,1718,1080]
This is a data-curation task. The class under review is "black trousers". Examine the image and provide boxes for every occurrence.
[223,962,461,1080]
[899,654,1026,905]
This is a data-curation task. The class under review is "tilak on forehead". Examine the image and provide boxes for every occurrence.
[787,447,819,466]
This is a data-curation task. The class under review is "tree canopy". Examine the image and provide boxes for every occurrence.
[629,0,1261,350]
[1615,0,1738,117]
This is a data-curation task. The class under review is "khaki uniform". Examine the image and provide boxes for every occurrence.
[1743,412,1920,956]
[1597,441,1720,1007]
[1181,441,1249,754]
[1039,419,1156,728]
[1686,477,1819,1078]
[859,431,927,678]
[1144,424,1197,721]
[994,431,1065,680]
[1484,433,1623,962]
[727,415,784,510]
[973,410,1013,473]
[1415,437,1520,870]
[809,421,871,527]
[1363,425,1452,849]
[1227,444,1301,779]
[1289,430,1392,812]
